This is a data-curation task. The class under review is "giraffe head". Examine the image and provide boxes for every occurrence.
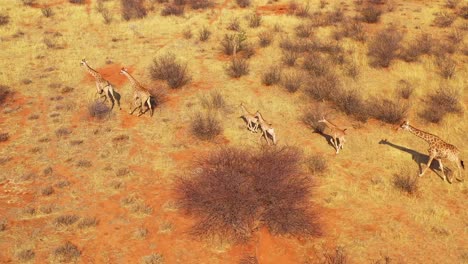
[120,67,128,75]
[398,120,410,131]
[80,58,87,67]
[317,117,326,123]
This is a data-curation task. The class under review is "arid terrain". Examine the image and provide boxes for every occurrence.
[0,0,467,263]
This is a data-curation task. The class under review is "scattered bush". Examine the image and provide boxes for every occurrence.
[101,9,113,24]
[190,112,222,141]
[282,51,298,67]
[324,247,348,264]
[198,26,211,42]
[141,253,164,264]
[305,74,341,101]
[394,169,418,195]
[0,133,8,142]
[368,27,403,67]
[433,12,456,27]
[258,31,273,47]
[370,99,408,124]
[21,0,35,6]
[76,160,92,168]
[150,53,191,89]
[176,146,319,243]
[149,87,167,108]
[88,101,111,120]
[420,84,462,123]
[54,242,81,262]
[248,13,261,28]
[41,8,54,17]
[16,249,35,262]
[334,19,366,41]
[236,0,250,8]
[262,66,282,86]
[41,186,54,196]
[291,1,310,17]
[306,154,328,174]
[161,4,184,16]
[281,71,303,93]
[457,4,468,19]
[295,23,314,38]
[326,7,345,24]
[200,91,226,110]
[360,5,382,23]
[343,60,360,79]
[227,57,249,78]
[121,0,147,20]
[396,79,414,99]
[435,55,456,79]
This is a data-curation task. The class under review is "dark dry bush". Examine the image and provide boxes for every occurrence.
[141,253,164,264]
[161,4,184,16]
[360,5,382,23]
[101,9,113,24]
[88,101,111,120]
[281,71,303,93]
[304,74,341,101]
[400,33,434,62]
[282,51,298,67]
[198,27,211,42]
[55,128,71,137]
[54,241,80,262]
[121,0,147,20]
[227,18,241,31]
[41,186,54,196]
[41,7,54,17]
[457,5,468,19]
[0,133,8,142]
[220,32,248,55]
[302,106,327,133]
[69,0,85,3]
[236,0,250,8]
[78,217,99,229]
[396,79,413,99]
[113,134,129,142]
[0,85,11,105]
[324,247,348,264]
[306,154,327,174]
[435,55,456,79]
[334,19,366,42]
[227,58,249,78]
[326,7,345,24]
[176,146,320,243]
[76,160,92,168]
[0,219,5,231]
[258,31,273,47]
[149,87,167,108]
[420,85,462,123]
[150,53,191,89]
[333,89,368,121]
[370,99,408,124]
[394,170,418,195]
[239,255,258,264]
[17,249,35,262]
[291,1,310,17]
[368,27,403,68]
[44,166,53,175]
[248,13,261,28]
[433,12,455,27]
[0,14,9,26]
[295,23,314,38]
[303,55,331,77]
[200,91,226,110]
[262,66,281,86]
[343,60,360,79]
[54,215,80,227]
[189,0,213,9]
[190,112,222,140]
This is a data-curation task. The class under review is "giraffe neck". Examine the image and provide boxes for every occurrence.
[83,63,101,79]
[122,71,140,88]
[322,119,338,129]
[240,105,250,116]
[406,125,439,145]
[256,112,266,123]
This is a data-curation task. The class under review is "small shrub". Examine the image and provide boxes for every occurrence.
[302,106,327,133]
[343,60,360,79]
[189,0,213,9]
[0,133,8,142]
[78,217,99,229]
[327,7,345,24]
[121,0,147,20]
[258,31,273,47]
[334,19,366,42]
[248,13,261,28]
[54,215,80,227]
[21,0,35,6]
[396,79,414,99]
[149,87,167,108]
[292,2,310,17]
[262,66,281,86]
[236,0,250,8]
[370,99,408,124]
[76,160,92,168]
[457,4,468,19]
[161,4,184,16]
[227,18,241,31]
[303,55,331,77]
[305,74,341,101]
[101,9,113,24]
[227,57,249,78]
[55,128,71,137]
[400,33,434,62]
[150,53,191,89]
[198,27,211,42]
[368,27,403,67]
[239,256,258,264]
[306,154,327,174]
[324,247,348,264]
[54,242,80,262]
[41,186,54,196]
[360,5,382,23]
[17,249,35,262]
[41,8,54,17]
[141,253,164,264]
[190,112,222,141]
[200,91,226,110]
[0,85,11,105]
[282,50,298,66]
[333,89,368,121]
[433,12,456,27]
[295,23,314,38]
[88,101,111,120]
[221,32,247,55]
[420,84,462,123]
[435,55,456,79]
[69,0,85,3]
[394,169,418,195]
[0,219,5,231]
[281,71,303,93]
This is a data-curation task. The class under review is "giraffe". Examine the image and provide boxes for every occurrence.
[398,121,464,183]
[239,102,259,133]
[254,111,277,145]
[318,118,346,154]
[80,59,121,110]
[119,68,153,117]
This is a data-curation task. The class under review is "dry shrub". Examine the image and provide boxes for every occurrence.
[198,26,211,42]
[54,242,80,262]
[306,154,327,174]
[420,84,462,123]
[0,133,9,142]
[394,168,418,195]
[262,66,282,86]
[368,27,403,67]
[343,60,360,79]
[435,55,456,79]
[161,4,184,16]
[258,31,273,47]
[396,79,414,99]
[334,19,366,42]
[326,7,345,24]
[370,99,408,124]
[190,112,222,141]
[457,4,468,19]
[0,85,11,105]
[400,33,433,62]
[304,74,341,101]
[69,0,85,3]
[295,23,314,38]
[289,1,310,17]
[78,217,99,229]
[17,249,35,262]
[324,247,348,264]
[41,7,54,17]
[101,9,113,24]
[333,89,368,121]
[121,0,147,20]
[183,29,192,39]
[148,87,167,108]
[279,38,309,53]
[0,14,8,26]
[227,18,241,31]
[150,53,191,89]
[282,50,298,66]
[88,101,111,120]
[76,160,92,168]
[54,215,79,227]
[188,0,213,9]
[41,186,54,196]
[200,91,226,110]
[303,55,331,77]
[55,128,71,137]
[176,146,320,243]
[281,71,303,93]
[221,32,247,55]
[141,253,164,264]
[239,255,258,264]
[302,105,326,134]
[433,12,456,27]
[227,57,249,78]
[360,5,382,23]
[248,13,261,28]
[236,0,250,8]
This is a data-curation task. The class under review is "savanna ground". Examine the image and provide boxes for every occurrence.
[0,0,467,263]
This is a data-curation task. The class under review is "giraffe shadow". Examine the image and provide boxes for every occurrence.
[378,139,452,177]
[316,131,337,149]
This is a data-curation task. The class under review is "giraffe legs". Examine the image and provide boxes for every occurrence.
[437,159,449,183]
[330,137,339,154]
[108,87,121,110]
[454,160,464,182]
[129,99,142,115]
[259,130,270,145]
[268,129,277,145]
[420,154,435,177]
[146,97,153,117]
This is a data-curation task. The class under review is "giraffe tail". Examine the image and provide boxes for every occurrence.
[461,160,465,170]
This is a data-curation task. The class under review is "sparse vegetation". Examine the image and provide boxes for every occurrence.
[221,32,247,55]
[262,66,282,86]
[161,4,184,16]
[54,215,80,227]
[324,247,348,264]
[227,18,241,31]
[305,74,341,101]
[302,106,327,133]
[121,0,147,20]
[200,91,226,110]
[435,54,456,79]
[78,217,99,229]
[227,57,249,78]
[198,26,211,42]
[54,241,81,262]
[190,112,222,140]
[150,53,191,89]
[370,99,408,124]
[176,146,319,242]
[368,27,403,67]
[69,0,85,3]
[282,50,298,66]
[396,80,414,99]
[55,128,72,137]
[295,23,314,38]
[306,154,328,174]
[16,249,35,262]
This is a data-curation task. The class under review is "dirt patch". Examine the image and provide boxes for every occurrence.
[82,63,134,87]
[257,4,290,15]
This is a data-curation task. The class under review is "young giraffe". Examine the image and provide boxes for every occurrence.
[119,68,153,117]
[254,111,277,145]
[239,102,259,133]
[80,59,120,110]
[318,118,347,154]
[398,121,464,183]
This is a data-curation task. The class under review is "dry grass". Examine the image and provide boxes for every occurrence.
[54,215,80,227]
[324,247,348,264]
[227,17,241,31]
[190,112,222,141]
[360,5,382,23]
[198,26,211,42]
[295,23,314,38]
[161,4,184,16]
[258,31,273,47]
[281,71,303,93]
[0,14,9,26]
[400,33,434,62]
[150,53,191,89]
[141,253,164,264]
[236,0,250,8]
[435,54,456,79]
[282,50,299,67]
[221,32,247,55]
[248,13,261,28]
[306,154,328,175]
[78,217,99,229]
[41,7,54,17]
[16,249,35,262]
[396,79,414,99]
[433,12,456,28]
[227,57,249,78]
[200,91,226,110]
[262,66,282,86]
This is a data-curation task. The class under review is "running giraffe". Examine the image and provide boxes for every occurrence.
[398,121,464,183]
[120,68,153,117]
[80,59,120,110]
[239,102,259,133]
[254,111,277,145]
[318,118,346,154]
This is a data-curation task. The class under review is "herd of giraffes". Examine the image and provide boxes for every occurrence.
[81,59,464,184]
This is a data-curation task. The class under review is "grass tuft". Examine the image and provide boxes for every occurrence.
[190,112,222,141]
